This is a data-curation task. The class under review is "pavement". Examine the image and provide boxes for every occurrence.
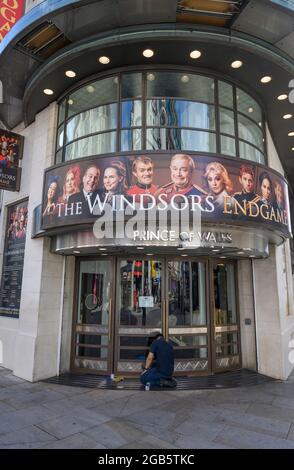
[0,366,294,449]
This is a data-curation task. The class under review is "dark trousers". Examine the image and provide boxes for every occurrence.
[140,367,163,387]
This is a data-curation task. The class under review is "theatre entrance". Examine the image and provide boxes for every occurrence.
[71,257,241,376]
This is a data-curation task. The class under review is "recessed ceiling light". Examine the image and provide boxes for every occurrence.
[283,114,293,119]
[291,147,294,151]
[99,248,107,251]
[98,56,110,64]
[86,85,95,93]
[231,60,243,69]
[43,89,54,95]
[101,253,108,256]
[212,249,220,252]
[65,70,76,78]
[260,76,272,84]
[68,99,74,105]
[146,253,154,256]
[137,246,144,250]
[288,131,294,136]
[248,107,254,113]
[73,250,80,254]
[181,75,189,83]
[277,94,288,101]
[143,49,154,58]
[147,73,155,81]
[190,50,201,59]
[220,256,227,259]
[181,254,188,257]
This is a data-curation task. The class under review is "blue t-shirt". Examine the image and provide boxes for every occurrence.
[150,337,174,378]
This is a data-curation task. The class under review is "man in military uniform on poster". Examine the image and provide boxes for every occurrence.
[155,153,206,203]
[233,164,260,214]
[127,155,158,203]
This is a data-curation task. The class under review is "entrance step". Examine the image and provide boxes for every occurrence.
[43,369,275,390]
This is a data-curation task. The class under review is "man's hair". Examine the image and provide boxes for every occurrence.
[132,155,154,172]
[170,153,195,172]
[239,164,254,179]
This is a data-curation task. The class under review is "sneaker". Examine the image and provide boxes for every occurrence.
[159,378,177,388]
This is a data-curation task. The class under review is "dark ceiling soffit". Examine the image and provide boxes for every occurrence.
[22,25,294,107]
[0,0,97,53]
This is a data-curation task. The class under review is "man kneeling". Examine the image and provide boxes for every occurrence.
[140,332,177,388]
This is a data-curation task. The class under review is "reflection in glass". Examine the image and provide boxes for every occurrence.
[66,104,117,143]
[238,113,264,150]
[218,81,233,109]
[121,100,142,127]
[67,76,118,118]
[77,260,112,326]
[168,261,206,326]
[146,128,216,152]
[169,335,207,347]
[239,141,265,164]
[119,260,162,327]
[64,131,116,160]
[58,100,66,125]
[56,127,64,149]
[76,346,108,358]
[174,348,208,359]
[146,100,215,129]
[121,73,142,99]
[219,108,235,136]
[121,129,142,151]
[237,88,262,123]
[221,135,236,157]
[146,72,215,103]
[214,263,237,325]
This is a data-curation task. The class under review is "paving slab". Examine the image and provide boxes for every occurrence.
[214,408,291,438]
[214,425,294,449]
[36,409,110,439]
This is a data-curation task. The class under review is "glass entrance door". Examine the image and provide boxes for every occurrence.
[211,260,241,371]
[115,258,163,374]
[167,260,209,374]
[71,259,114,374]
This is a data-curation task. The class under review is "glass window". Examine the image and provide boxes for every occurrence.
[221,135,236,157]
[168,261,206,326]
[239,141,265,164]
[237,88,262,123]
[146,72,215,103]
[118,260,162,327]
[214,263,237,325]
[238,113,264,151]
[58,100,66,125]
[67,76,118,118]
[219,108,235,136]
[55,149,63,164]
[64,132,116,160]
[147,100,215,130]
[121,100,142,127]
[56,126,65,149]
[66,104,117,143]
[77,260,112,326]
[146,128,216,152]
[121,129,142,151]
[121,73,142,99]
[218,81,233,108]
[169,335,208,347]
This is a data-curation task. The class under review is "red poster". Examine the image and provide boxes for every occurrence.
[0,0,25,43]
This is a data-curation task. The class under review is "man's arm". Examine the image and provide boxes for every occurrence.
[143,352,155,370]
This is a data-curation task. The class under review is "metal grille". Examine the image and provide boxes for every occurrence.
[44,368,274,391]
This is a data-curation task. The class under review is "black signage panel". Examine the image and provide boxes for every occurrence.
[41,153,291,237]
[0,200,28,318]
